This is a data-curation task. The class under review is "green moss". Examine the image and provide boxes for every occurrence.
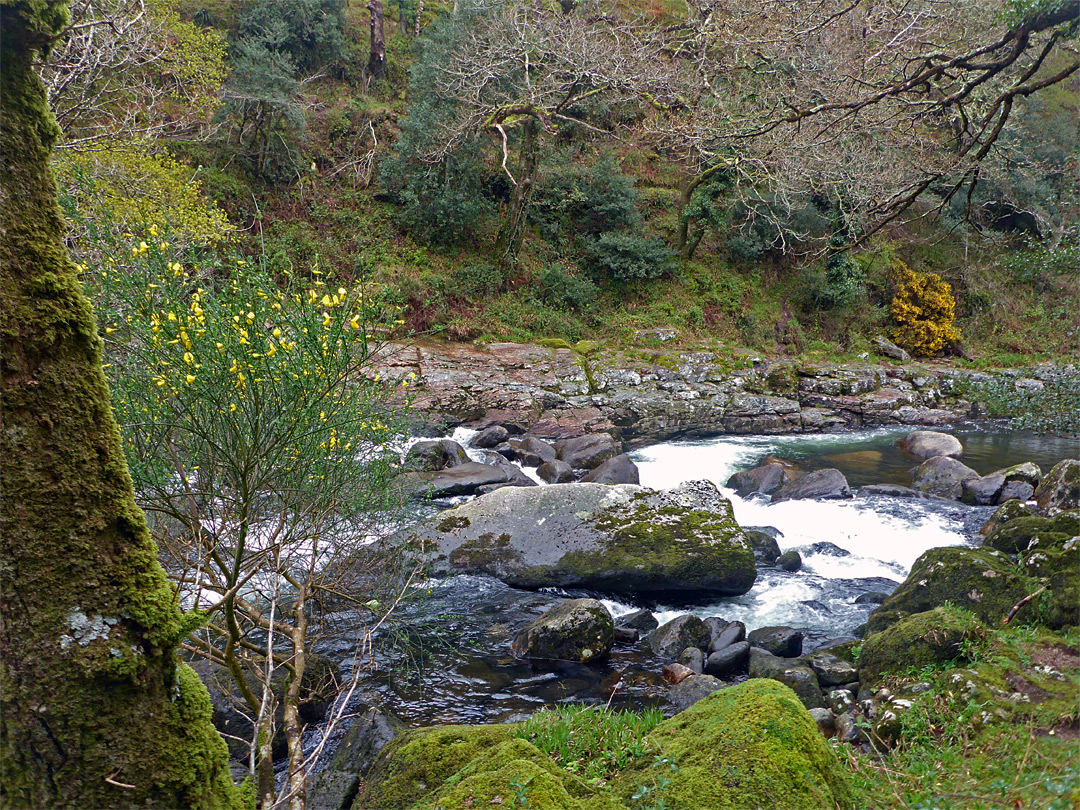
[355,724,516,810]
[537,338,574,350]
[866,546,1033,635]
[418,739,624,810]
[611,679,853,810]
[859,607,987,685]
[985,512,1080,554]
[436,515,472,533]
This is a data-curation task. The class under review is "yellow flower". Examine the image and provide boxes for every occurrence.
[272,327,282,338]
[183,351,195,365]
[185,374,197,384]
[230,403,237,412]
[322,312,332,327]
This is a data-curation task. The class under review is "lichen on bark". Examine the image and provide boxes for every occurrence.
[0,3,241,807]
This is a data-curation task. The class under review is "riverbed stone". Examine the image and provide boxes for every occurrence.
[859,607,986,684]
[471,425,510,448]
[704,641,750,678]
[777,550,803,572]
[1000,461,1041,488]
[406,480,757,598]
[727,463,791,497]
[555,433,618,470]
[981,499,1036,535]
[997,480,1035,503]
[897,430,963,460]
[400,461,513,499]
[329,707,406,776]
[872,336,911,363]
[1034,459,1080,515]
[772,468,852,502]
[708,620,746,652]
[747,626,804,657]
[611,680,851,809]
[512,436,557,467]
[536,459,575,483]
[910,456,980,499]
[961,472,1006,506]
[865,546,1033,635]
[747,649,824,709]
[678,646,706,674]
[511,598,615,664]
[745,529,782,564]
[579,454,640,484]
[616,608,659,634]
[404,439,469,471]
[805,652,859,687]
[809,707,837,738]
[648,615,712,658]
[667,673,726,711]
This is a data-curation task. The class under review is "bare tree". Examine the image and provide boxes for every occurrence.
[652,0,1078,254]
[35,0,226,149]
[367,0,387,79]
[409,0,664,264]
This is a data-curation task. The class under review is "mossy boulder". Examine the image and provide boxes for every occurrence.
[865,546,1032,635]
[611,679,852,810]
[980,499,1036,536]
[418,738,624,810]
[647,614,711,658]
[858,607,986,684]
[983,511,1080,554]
[511,598,615,663]
[1039,569,1080,630]
[353,724,516,810]
[1034,459,1080,515]
[910,456,980,499]
[404,481,756,598]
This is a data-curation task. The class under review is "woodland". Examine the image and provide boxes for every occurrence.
[1,1,1078,810]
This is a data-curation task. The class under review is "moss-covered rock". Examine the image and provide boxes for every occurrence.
[858,608,986,684]
[979,498,1037,536]
[418,738,624,810]
[612,679,852,810]
[354,724,516,810]
[1034,459,1080,515]
[404,481,756,598]
[865,546,1033,635]
[1039,569,1080,630]
[983,511,1079,554]
[511,598,614,663]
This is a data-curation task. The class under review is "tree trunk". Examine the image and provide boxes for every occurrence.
[283,588,309,810]
[494,118,540,268]
[0,4,239,808]
[367,0,386,79]
[676,178,695,259]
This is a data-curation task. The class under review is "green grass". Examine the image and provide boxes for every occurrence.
[514,705,666,786]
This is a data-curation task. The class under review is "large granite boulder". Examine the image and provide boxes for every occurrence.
[865,546,1033,635]
[611,680,851,809]
[403,480,757,598]
[511,598,615,664]
[910,456,980,499]
[537,459,575,484]
[960,472,1006,506]
[897,430,963,460]
[747,626,803,658]
[771,468,852,502]
[1035,459,1080,515]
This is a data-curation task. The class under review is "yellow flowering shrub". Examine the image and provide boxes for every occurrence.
[890,261,960,357]
[56,146,233,251]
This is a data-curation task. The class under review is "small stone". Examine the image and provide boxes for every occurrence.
[809,707,837,738]
[663,662,695,685]
[776,550,802,572]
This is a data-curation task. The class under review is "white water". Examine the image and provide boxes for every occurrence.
[622,432,975,637]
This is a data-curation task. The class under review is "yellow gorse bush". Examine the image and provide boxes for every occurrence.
[79,226,407,504]
[890,261,960,357]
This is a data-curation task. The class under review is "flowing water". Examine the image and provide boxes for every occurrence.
[310,424,1074,738]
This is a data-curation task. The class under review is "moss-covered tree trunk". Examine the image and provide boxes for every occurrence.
[0,4,241,808]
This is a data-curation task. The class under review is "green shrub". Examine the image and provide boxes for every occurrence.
[890,261,960,356]
[585,232,678,283]
[530,153,639,242]
[237,0,346,70]
[453,261,507,298]
[533,264,600,311]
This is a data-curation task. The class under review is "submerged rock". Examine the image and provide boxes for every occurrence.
[403,438,469,471]
[910,456,980,499]
[404,481,757,598]
[727,462,791,497]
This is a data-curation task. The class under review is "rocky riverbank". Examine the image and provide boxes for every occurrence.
[372,339,1017,446]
